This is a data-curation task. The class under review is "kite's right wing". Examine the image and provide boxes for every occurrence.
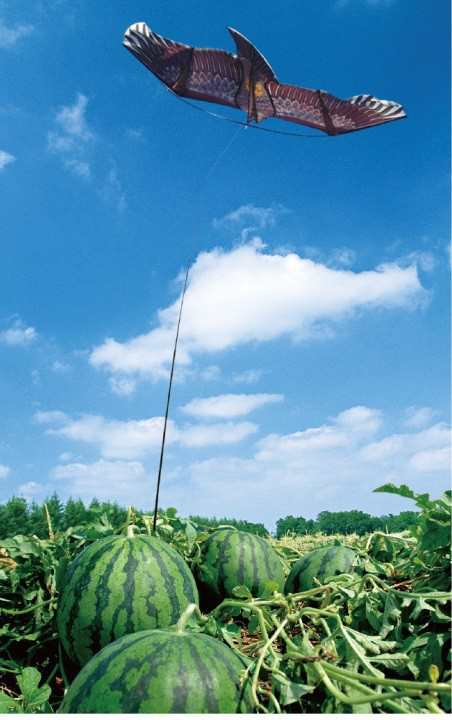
[123,22,243,110]
[266,82,406,135]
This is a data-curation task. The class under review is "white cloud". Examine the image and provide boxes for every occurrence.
[231,369,264,385]
[410,447,450,473]
[181,393,283,419]
[163,408,450,527]
[59,451,75,462]
[0,149,15,170]
[52,459,149,505]
[0,464,11,479]
[48,93,93,178]
[48,414,168,459]
[0,320,37,346]
[17,481,44,500]
[109,376,137,397]
[360,423,450,463]
[328,247,357,268]
[403,406,438,430]
[90,243,426,387]
[198,365,221,382]
[0,20,34,48]
[254,406,382,462]
[37,411,257,459]
[40,405,450,523]
[51,360,71,374]
[214,203,286,232]
[47,97,127,208]
[55,93,93,141]
[178,421,257,447]
[100,165,126,212]
[34,410,69,425]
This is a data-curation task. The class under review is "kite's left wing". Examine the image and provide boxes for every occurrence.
[266,82,406,135]
[123,22,243,110]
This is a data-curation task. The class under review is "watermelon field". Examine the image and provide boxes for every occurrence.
[0,482,450,714]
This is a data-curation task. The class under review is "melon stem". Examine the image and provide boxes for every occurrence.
[176,603,205,634]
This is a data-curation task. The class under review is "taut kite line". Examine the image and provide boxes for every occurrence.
[123,22,406,136]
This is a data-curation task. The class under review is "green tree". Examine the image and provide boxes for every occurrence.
[28,502,49,538]
[276,515,316,538]
[0,497,29,538]
[44,492,64,532]
[63,498,87,528]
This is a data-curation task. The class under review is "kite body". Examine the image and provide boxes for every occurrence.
[123,23,406,136]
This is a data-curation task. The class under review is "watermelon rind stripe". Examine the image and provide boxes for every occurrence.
[59,630,254,714]
[57,535,199,666]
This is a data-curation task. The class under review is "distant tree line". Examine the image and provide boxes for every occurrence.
[0,494,418,540]
[275,509,419,538]
[189,515,268,537]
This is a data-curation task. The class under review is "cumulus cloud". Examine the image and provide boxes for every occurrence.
[0,320,37,346]
[181,393,283,419]
[163,407,450,526]
[409,447,450,473]
[0,19,34,48]
[403,406,438,430]
[36,411,257,459]
[90,243,426,388]
[178,421,257,447]
[52,459,149,505]
[17,481,45,500]
[256,407,382,461]
[0,464,11,479]
[0,149,15,170]
[360,423,450,464]
[42,405,450,523]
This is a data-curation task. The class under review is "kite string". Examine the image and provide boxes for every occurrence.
[152,265,190,534]
[204,124,246,182]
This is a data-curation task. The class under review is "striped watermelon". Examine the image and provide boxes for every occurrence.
[195,529,285,606]
[58,628,254,713]
[284,544,357,593]
[57,534,198,666]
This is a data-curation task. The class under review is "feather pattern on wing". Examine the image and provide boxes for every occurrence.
[267,83,406,134]
[124,22,243,109]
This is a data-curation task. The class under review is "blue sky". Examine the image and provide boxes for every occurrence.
[0,0,450,528]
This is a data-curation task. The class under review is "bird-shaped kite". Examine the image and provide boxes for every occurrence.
[123,23,406,136]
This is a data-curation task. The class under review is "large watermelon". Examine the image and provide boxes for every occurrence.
[57,534,198,666]
[284,544,357,593]
[195,529,285,607]
[58,628,254,713]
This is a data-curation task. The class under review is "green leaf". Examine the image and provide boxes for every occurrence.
[25,685,51,708]
[0,691,17,713]
[231,585,252,599]
[223,622,241,637]
[277,678,315,706]
[373,483,432,510]
[17,667,41,697]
